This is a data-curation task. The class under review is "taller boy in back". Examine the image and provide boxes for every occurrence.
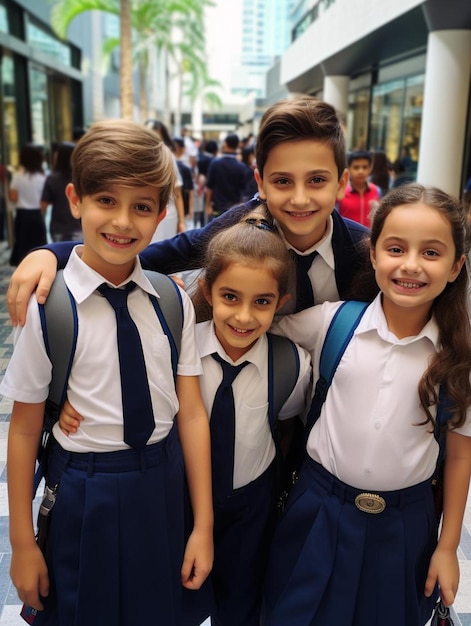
[7,95,376,320]
[0,120,213,625]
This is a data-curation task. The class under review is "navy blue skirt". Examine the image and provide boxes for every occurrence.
[263,458,439,626]
[35,427,185,626]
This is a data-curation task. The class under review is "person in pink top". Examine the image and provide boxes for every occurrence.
[338,149,381,227]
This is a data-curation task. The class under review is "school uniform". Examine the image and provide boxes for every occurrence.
[0,247,202,626]
[265,294,471,626]
[182,321,311,626]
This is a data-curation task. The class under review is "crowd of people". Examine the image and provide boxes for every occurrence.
[1,95,471,626]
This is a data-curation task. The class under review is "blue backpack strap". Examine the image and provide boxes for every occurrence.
[144,270,183,380]
[306,300,369,433]
[267,333,300,438]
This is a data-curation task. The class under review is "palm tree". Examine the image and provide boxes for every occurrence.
[50,0,215,122]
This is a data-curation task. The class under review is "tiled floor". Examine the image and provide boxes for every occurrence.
[0,240,469,624]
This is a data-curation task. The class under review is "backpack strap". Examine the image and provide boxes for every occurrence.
[267,333,300,438]
[144,270,183,380]
[39,270,78,434]
[37,270,78,491]
[306,300,369,434]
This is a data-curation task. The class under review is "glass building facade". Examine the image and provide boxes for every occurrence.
[0,0,84,243]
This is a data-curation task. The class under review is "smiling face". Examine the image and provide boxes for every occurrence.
[202,261,289,362]
[370,202,465,334]
[67,183,164,285]
[255,139,348,252]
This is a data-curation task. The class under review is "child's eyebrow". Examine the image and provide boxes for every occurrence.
[382,236,448,247]
[218,286,278,299]
[269,169,332,177]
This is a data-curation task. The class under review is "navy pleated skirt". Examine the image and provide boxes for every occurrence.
[34,427,185,626]
[263,458,439,626]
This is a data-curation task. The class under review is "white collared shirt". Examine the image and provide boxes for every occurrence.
[196,321,311,489]
[0,247,202,452]
[272,294,471,491]
[276,215,339,314]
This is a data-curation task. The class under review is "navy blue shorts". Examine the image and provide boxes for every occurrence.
[35,427,185,626]
[264,458,438,626]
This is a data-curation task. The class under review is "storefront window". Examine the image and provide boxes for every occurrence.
[0,3,8,34]
[29,66,50,151]
[369,75,424,175]
[27,21,71,67]
[401,75,424,177]
[347,88,370,152]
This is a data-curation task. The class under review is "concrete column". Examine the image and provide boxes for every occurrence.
[323,75,349,118]
[417,29,471,195]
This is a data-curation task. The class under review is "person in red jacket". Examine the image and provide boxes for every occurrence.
[338,149,380,227]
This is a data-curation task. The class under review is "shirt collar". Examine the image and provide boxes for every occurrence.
[274,215,335,270]
[347,182,372,194]
[357,293,440,348]
[197,320,267,374]
[63,245,162,304]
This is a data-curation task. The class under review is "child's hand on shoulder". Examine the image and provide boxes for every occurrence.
[58,398,83,435]
[180,527,213,590]
[424,545,459,606]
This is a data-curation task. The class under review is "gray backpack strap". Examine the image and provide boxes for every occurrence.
[38,270,78,430]
[144,270,183,378]
[267,333,300,437]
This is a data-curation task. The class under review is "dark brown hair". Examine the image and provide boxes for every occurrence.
[255,95,346,180]
[370,183,471,428]
[71,119,175,213]
[193,214,294,322]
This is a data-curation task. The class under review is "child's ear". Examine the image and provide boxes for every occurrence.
[254,168,266,200]
[448,254,466,283]
[156,206,167,226]
[276,294,291,312]
[369,245,377,270]
[198,277,212,306]
[66,183,81,218]
[336,168,349,201]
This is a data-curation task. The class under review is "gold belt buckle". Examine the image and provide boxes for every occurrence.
[354,492,386,514]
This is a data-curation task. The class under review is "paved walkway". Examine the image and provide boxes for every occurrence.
[0,241,469,624]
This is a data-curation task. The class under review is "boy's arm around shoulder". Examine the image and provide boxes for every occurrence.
[175,375,213,590]
[138,200,258,274]
[7,243,72,327]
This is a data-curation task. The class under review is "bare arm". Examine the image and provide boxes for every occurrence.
[8,188,18,204]
[175,375,213,590]
[174,187,186,233]
[424,430,471,605]
[7,250,59,326]
[8,401,49,610]
[205,188,213,219]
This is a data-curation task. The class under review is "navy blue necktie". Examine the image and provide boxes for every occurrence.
[210,353,249,500]
[98,282,154,450]
[291,250,318,311]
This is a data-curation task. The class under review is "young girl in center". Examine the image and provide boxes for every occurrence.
[264,183,471,626]
[60,209,312,626]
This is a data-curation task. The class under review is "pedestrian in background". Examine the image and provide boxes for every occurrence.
[145,119,186,241]
[9,144,47,266]
[41,141,82,242]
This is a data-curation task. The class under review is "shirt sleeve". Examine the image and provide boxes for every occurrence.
[277,344,312,420]
[0,297,51,403]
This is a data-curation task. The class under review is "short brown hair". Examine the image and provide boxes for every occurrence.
[255,95,346,180]
[71,119,176,213]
